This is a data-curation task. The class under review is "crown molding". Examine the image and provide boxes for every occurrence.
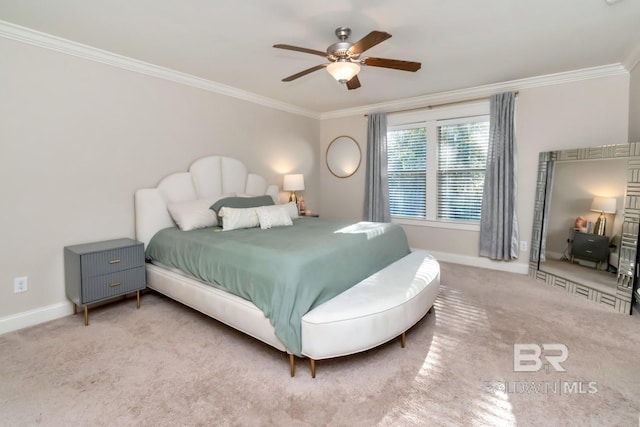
[0,20,319,119]
[0,20,630,122]
[319,63,628,119]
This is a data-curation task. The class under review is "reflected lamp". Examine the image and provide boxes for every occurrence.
[590,196,616,236]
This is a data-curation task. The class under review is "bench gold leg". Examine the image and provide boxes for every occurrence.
[289,354,295,377]
[73,303,77,315]
[136,290,141,309]
[83,306,89,326]
[401,332,406,348]
[310,358,316,379]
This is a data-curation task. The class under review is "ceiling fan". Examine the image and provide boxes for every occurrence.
[273,27,421,90]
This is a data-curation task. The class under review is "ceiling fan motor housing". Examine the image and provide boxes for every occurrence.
[327,42,353,59]
[328,27,355,61]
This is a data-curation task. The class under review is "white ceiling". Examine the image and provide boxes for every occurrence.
[1,0,640,115]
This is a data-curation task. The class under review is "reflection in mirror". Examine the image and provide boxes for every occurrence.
[326,136,361,178]
[529,143,639,314]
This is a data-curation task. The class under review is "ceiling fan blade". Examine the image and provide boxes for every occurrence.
[282,64,328,82]
[349,31,392,55]
[346,75,361,90]
[362,57,421,72]
[273,44,327,57]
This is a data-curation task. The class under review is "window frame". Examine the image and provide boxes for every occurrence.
[387,101,490,231]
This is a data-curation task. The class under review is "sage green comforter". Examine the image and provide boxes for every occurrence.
[145,218,410,356]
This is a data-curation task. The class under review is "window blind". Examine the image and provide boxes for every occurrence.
[437,121,489,221]
[387,128,427,218]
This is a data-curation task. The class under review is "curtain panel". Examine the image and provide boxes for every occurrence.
[363,112,391,222]
[479,92,519,260]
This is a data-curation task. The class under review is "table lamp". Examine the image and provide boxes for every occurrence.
[283,174,304,204]
[590,196,616,236]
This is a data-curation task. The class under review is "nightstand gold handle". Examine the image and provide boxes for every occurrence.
[586,250,592,254]
[109,282,122,287]
[109,259,121,264]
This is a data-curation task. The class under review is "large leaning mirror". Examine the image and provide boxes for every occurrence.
[326,136,361,178]
[529,142,640,314]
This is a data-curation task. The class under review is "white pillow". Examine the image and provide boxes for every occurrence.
[167,198,218,231]
[256,205,293,230]
[219,207,260,231]
[167,193,235,231]
[282,201,299,219]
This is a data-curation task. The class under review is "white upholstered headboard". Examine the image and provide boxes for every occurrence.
[135,156,279,246]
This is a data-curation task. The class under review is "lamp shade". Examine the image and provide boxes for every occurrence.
[283,174,305,191]
[590,196,616,214]
[326,61,360,83]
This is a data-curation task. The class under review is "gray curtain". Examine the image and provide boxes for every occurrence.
[479,92,519,260]
[363,113,390,222]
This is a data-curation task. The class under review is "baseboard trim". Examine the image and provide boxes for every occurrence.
[420,249,530,275]
[545,251,565,260]
[0,301,72,335]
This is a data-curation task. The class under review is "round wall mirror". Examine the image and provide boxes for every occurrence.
[326,136,361,178]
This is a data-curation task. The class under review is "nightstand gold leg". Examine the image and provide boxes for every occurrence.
[73,303,77,315]
[401,332,406,348]
[136,290,140,309]
[84,306,89,326]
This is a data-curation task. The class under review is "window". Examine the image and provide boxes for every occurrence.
[387,103,490,227]
[387,127,427,218]
[437,119,489,221]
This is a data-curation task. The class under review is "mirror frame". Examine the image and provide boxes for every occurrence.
[326,136,362,178]
[529,142,639,314]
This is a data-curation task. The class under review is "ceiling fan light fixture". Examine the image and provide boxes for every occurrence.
[327,61,360,83]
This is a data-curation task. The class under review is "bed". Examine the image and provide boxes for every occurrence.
[135,156,440,377]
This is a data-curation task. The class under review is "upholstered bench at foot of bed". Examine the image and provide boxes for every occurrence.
[299,250,440,378]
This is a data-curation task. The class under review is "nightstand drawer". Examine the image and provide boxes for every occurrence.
[571,232,609,264]
[81,267,146,303]
[80,244,144,278]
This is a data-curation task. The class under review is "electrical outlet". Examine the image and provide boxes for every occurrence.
[14,276,28,293]
[520,241,528,252]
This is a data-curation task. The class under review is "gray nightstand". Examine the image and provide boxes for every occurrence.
[64,238,146,325]
[570,232,609,269]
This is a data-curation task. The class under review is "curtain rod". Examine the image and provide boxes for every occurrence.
[364,91,519,117]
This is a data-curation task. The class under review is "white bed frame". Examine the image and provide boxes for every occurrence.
[135,156,440,377]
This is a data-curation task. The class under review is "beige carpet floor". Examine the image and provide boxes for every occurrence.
[1,262,639,426]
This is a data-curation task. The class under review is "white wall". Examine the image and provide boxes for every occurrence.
[319,116,368,220]
[0,37,319,323]
[320,74,630,272]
